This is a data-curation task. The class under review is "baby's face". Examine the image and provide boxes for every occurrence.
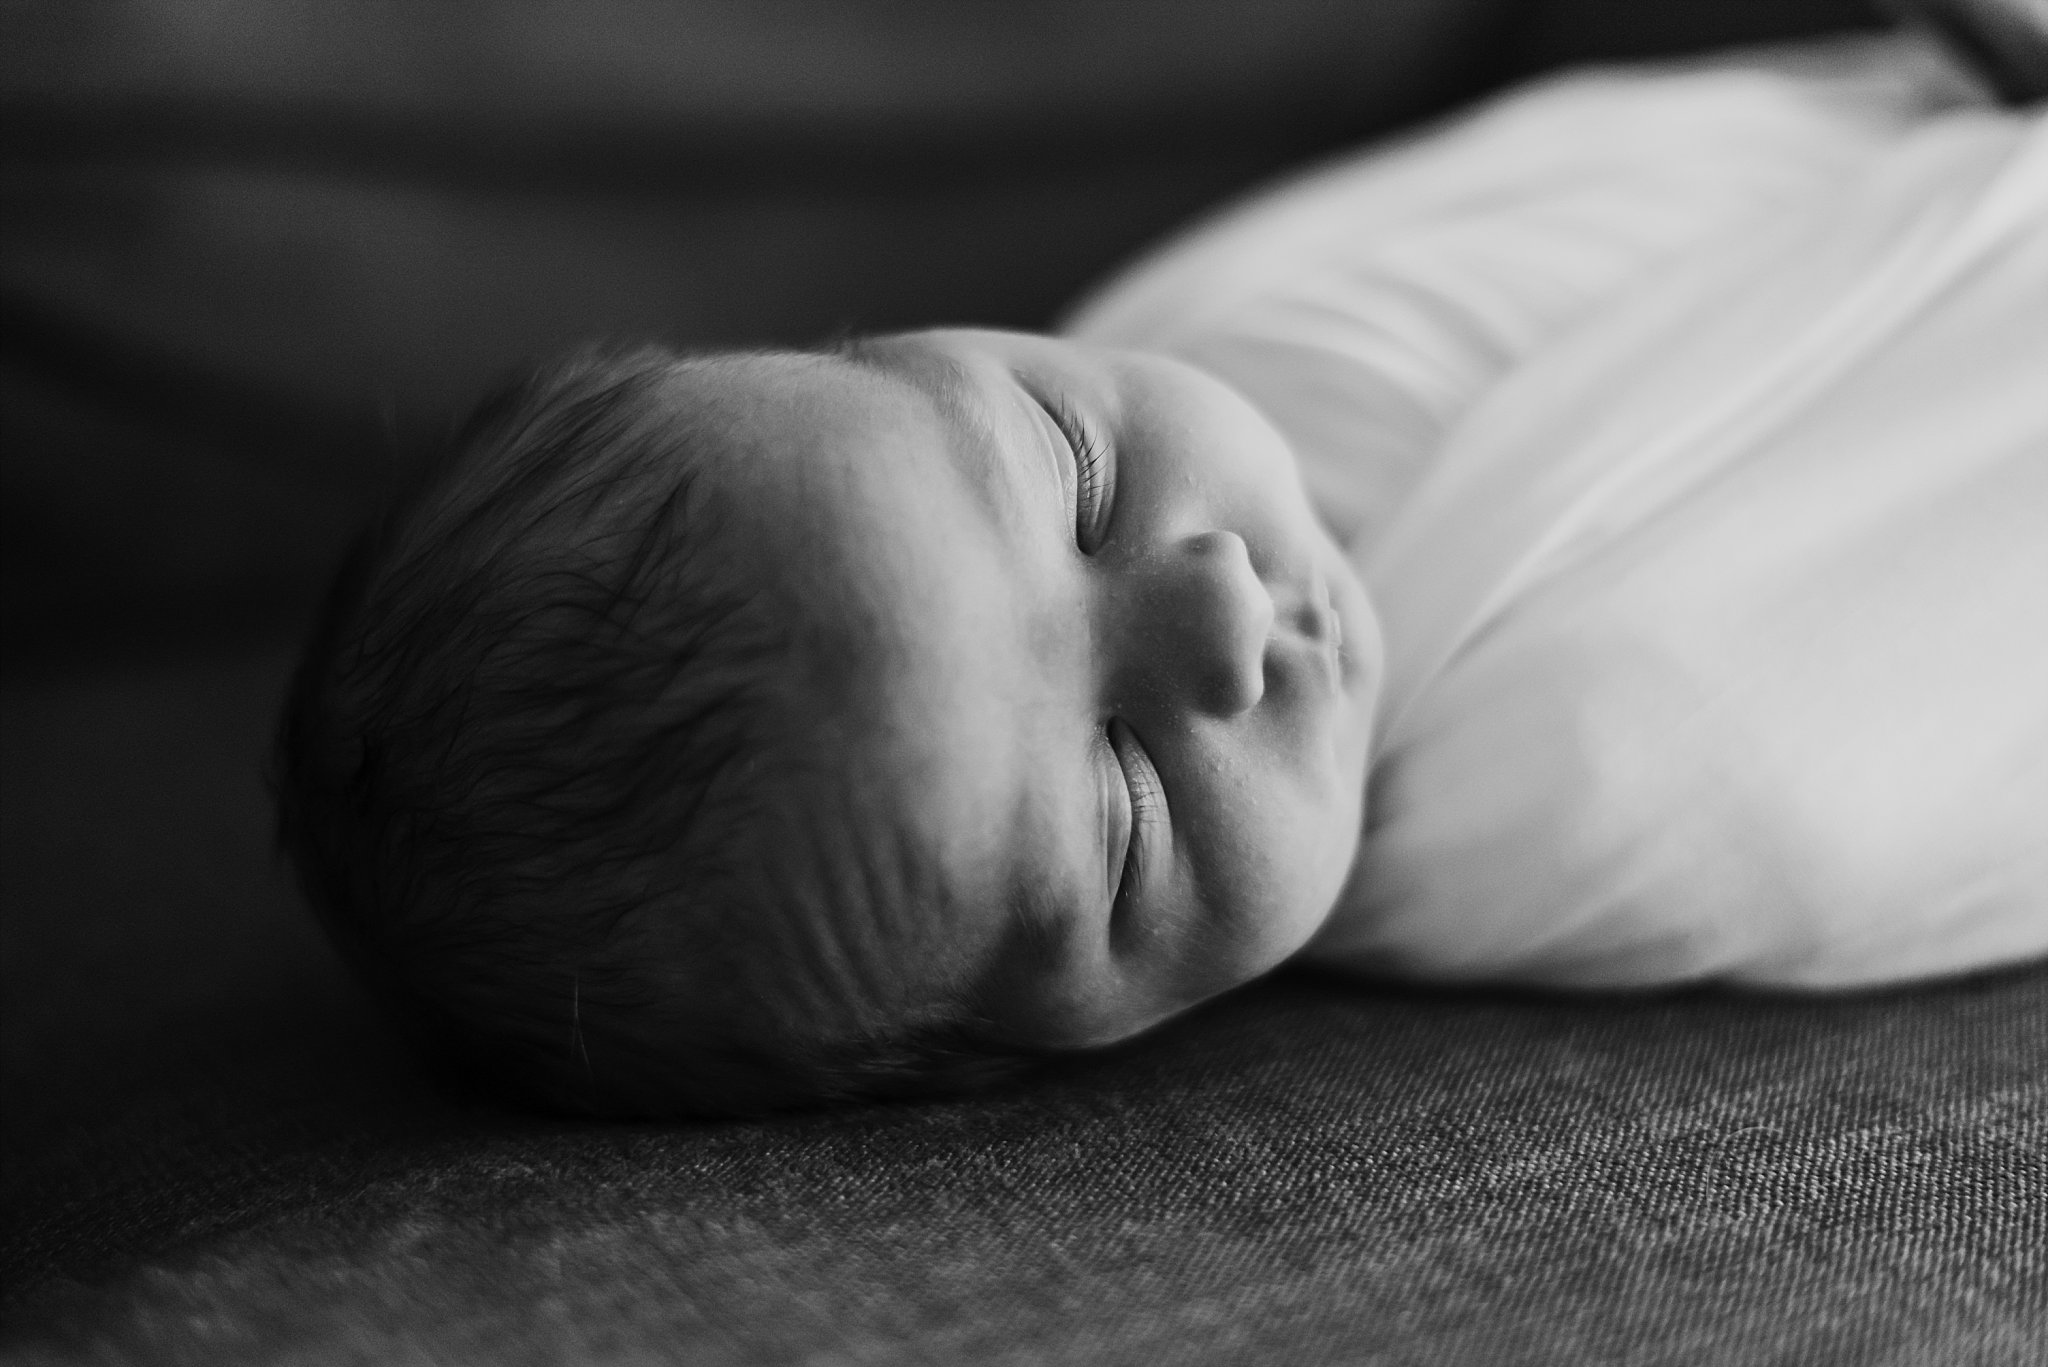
[681,331,1382,1048]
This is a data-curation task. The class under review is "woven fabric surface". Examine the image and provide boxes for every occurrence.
[2,644,2043,1365]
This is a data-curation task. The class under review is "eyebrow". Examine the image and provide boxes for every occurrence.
[838,337,1024,522]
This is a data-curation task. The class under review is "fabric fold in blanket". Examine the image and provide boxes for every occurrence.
[1352,103,2048,989]
[1071,37,2048,993]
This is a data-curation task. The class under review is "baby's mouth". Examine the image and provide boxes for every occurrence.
[1319,574,1343,654]
[1318,586,1345,689]
[1281,571,1344,692]
[1318,562,1379,695]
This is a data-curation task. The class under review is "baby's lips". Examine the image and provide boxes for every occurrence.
[1274,569,1335,641]
[1318,572,1343,652]
[1272,573,1345,694]
[1323,561,1386,698]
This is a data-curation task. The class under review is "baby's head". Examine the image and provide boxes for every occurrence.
[277,330,1382,1117]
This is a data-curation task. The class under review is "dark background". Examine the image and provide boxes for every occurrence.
[14,5,2042,1364]
[2,0,1889,655]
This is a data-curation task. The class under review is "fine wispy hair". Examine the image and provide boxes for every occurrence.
[274,344,1036,1117]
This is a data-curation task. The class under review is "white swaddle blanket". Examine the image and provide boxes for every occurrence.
[1069,37,2048,988]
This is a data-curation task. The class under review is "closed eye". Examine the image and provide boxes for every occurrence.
[1042,395,1114,553]
[1107,718,1162,910]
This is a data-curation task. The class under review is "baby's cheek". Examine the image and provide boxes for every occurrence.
[1214,808,1348,969]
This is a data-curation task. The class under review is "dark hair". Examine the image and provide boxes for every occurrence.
[275,345,1038,1117]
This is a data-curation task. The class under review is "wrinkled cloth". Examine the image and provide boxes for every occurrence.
[1069,37,2048,989]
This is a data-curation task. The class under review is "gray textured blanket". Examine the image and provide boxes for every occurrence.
[3,646,2041,1363]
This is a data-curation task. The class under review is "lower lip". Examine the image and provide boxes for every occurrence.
[1304,576,1344,689]
[1321,567,1368,689]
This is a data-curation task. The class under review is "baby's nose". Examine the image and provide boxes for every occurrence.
[1138,530,1272,717]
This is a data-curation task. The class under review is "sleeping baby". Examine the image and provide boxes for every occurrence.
[276,30,2048,1116]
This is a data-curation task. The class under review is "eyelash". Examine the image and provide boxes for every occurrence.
[1108,721,1160,908]
[1041,389,1145,903]
[1047,396,1112,552]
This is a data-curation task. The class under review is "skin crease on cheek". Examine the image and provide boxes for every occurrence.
[665,330,1385,1050]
